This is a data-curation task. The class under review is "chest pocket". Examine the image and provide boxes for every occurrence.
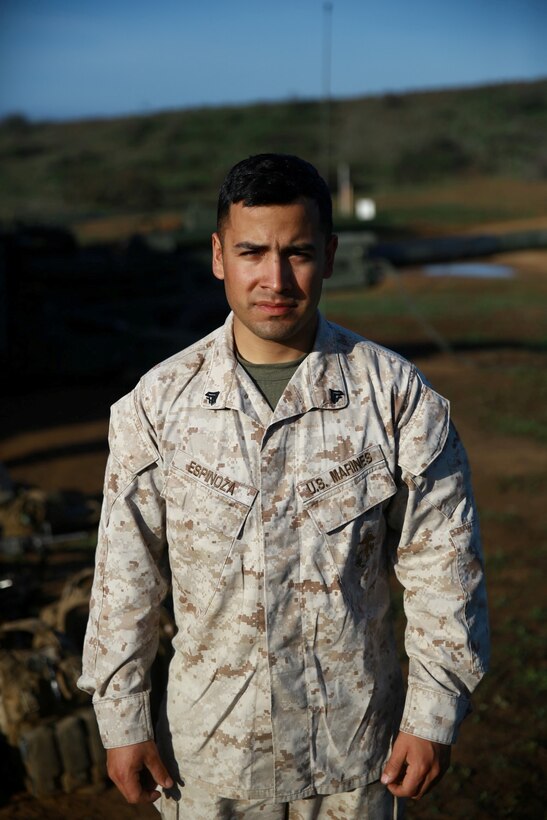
[297,445,396,535]
[162,450,257,615]
[297,446,397,610]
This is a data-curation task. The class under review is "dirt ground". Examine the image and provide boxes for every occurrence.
[1,232,546,818]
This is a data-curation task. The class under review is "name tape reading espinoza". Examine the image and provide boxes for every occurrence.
[297,446,384,500]
[185,459,257,506]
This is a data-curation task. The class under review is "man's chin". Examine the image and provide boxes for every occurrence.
[250,318,303,343]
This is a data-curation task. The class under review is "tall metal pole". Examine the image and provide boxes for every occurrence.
[322,1,333,188]
[319,2,333,320]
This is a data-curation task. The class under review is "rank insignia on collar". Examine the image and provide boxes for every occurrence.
[205,391,220,405]
[330,389,344,404]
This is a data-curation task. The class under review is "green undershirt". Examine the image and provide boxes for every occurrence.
[236,352,308,410]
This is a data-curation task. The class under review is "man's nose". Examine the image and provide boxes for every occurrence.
[265,255,292,292]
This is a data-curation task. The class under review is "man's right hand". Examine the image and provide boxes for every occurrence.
[106,740,174,804]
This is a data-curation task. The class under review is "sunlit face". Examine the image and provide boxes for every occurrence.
[212,198,337,363]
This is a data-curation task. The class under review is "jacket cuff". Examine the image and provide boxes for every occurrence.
[400,683,471,745]
[93,692,154,748]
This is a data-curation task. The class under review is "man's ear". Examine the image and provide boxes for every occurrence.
[323,234,338,280]
[211,232,225,281]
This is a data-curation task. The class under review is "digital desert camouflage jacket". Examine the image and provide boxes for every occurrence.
[79,312,489,801]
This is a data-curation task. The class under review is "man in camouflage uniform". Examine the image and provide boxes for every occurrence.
[79,154,489,819]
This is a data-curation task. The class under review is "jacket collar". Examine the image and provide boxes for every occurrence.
[201,312,349,423]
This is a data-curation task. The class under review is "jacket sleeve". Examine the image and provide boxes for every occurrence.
[387,368,489,745]
[78,385,170,748]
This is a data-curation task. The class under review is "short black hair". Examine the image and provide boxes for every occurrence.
[217,153,333,236]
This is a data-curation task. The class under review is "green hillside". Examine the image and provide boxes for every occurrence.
[0,79,546,228]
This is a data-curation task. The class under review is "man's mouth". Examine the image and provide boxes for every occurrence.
[255,302,296,316]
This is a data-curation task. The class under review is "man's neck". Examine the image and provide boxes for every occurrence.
[233,316,317,364]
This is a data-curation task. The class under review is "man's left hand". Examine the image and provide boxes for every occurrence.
[381,731,451,799]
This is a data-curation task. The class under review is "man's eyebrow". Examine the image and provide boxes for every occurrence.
[286,242,316,253]
[233,241,317,252]
[234,241,268,251]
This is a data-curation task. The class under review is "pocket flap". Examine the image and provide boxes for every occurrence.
[164,450,257,537]
[297,446,396,534]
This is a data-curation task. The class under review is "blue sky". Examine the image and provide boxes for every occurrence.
[1,0,546,121]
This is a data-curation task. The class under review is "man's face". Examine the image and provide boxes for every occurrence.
[212,198,337,363]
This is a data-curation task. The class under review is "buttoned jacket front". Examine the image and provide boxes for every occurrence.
[80,313,489,801]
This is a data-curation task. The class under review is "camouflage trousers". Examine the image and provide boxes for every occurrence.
[156,779,405,819]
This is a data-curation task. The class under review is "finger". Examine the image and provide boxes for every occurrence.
[144,750,174,790]
[113,766,147,804]
[391,755,445,800]
[411,757,445,800]
[138,767,163,801]
[387,776,423,798]
[109,757,163,804]
[387,758,429,799]
[381,744,407,786]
